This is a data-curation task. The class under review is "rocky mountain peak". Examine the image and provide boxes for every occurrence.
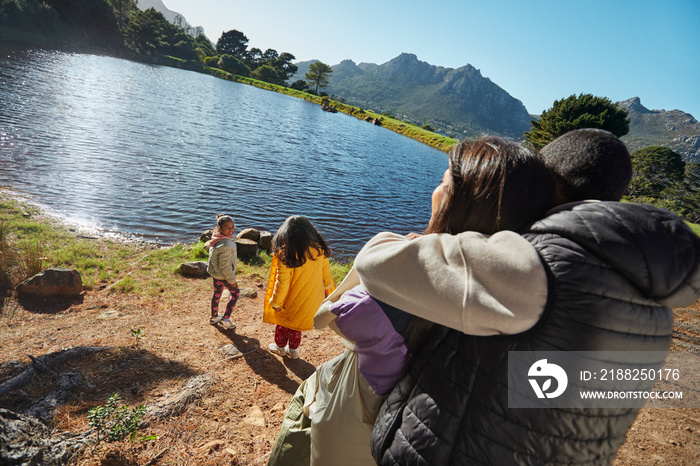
[618,97,652,114]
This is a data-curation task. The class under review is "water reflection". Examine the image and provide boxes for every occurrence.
[0,46,448,258]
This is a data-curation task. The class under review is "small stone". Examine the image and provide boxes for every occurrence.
[197,440,224,453]
[97,310,120,320]
[270,403,285,413]
[218,344,242,359]
[244,406,265,426]
[239,287,258,299]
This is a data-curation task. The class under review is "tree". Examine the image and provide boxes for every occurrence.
[305,61,333,94]
[627,146,685,198]
[677,163,700,223]
[523,94,630,149]
[122,7,198,59]
[194,33,215,60]
[251,64,282,85]
[107,0,137,30]
[245,47,263,68]
[216,29,248,58]
[123,8,163,54]
[290,79,309,92]
[273,52,298,83]
[218,54,250,76]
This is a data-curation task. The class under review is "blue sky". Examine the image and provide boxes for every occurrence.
[163,0,700,119]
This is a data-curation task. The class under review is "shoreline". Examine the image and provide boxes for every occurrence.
[1,40,457,153]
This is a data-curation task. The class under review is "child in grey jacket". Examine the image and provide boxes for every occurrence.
[206,215,239,330]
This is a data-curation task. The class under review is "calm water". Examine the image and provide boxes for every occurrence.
[0,46,447,258]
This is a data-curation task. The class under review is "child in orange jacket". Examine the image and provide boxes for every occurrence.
[264,216,335,359]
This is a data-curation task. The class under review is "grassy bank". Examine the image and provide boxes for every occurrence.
[161,56,458,153]
[0,193,350,307]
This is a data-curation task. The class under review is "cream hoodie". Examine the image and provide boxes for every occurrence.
[353,230,548,335]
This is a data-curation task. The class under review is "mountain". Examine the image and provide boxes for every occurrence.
[293,54,532,138]
[618,97,700,162]
[138,0,206,38]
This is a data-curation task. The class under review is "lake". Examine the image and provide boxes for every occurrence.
[0,45,448,259]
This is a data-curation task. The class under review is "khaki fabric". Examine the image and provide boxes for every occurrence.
[269,350,382,466]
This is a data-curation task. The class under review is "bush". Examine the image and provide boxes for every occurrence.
[218,54,250,76]
[251,64,282,85]
[88,393,150,445]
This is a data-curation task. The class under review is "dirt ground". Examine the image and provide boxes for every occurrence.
[1,272,699,465]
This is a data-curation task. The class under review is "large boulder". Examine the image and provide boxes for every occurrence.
[237,228,261,243]
[259,231,272,251]
[236,238,258,259]
[16,269,83,297]
[178,261,209,279]
[200,229,214,243]
[0,408,86,465]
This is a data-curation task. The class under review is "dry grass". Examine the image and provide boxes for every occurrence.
[1,192,699,465]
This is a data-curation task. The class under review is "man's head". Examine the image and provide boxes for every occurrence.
[540,128,632,204]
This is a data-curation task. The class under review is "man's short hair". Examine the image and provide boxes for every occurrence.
[540,128,632,202]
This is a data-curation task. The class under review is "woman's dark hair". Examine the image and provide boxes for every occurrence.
[426,136,554,235]
[405,137,554,353]
[272,215,331,268]
[214,214,235,233]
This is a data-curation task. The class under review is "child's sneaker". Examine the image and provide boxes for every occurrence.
[221,319,236,330]
[288,348,299,360]
[268,343,287,357]
[209,315,223,325]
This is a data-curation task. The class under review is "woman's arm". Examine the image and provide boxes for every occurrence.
[354,231,548,335]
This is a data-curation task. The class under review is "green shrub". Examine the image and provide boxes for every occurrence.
[87,393,151,445]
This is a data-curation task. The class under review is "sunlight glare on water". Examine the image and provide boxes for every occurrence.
[0,47,448,259]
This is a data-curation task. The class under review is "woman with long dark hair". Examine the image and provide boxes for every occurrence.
[268,137,553,466]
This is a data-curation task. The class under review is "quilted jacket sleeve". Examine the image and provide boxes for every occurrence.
[269,261,291,309]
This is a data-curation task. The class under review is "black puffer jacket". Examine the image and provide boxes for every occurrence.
[371,202,700,465]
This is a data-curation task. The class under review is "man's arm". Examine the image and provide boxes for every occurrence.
[354,231,548,335]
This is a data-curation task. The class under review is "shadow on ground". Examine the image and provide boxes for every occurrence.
[219,327,316,395]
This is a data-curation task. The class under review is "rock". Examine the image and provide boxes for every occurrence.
[200,229,213,243]
[97,310,120,320]
[197,440,224,453]
[237,228,261,243]
[259,231,272,251]
[178,261,209,278]
[143,374,215,424]
[16,268,83,297]
[270,403,285,413]
[244,406,265,426]
[239,287,258,299]
[218,344,242,359]
[236,238,257,259]
[0,408,89,465]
